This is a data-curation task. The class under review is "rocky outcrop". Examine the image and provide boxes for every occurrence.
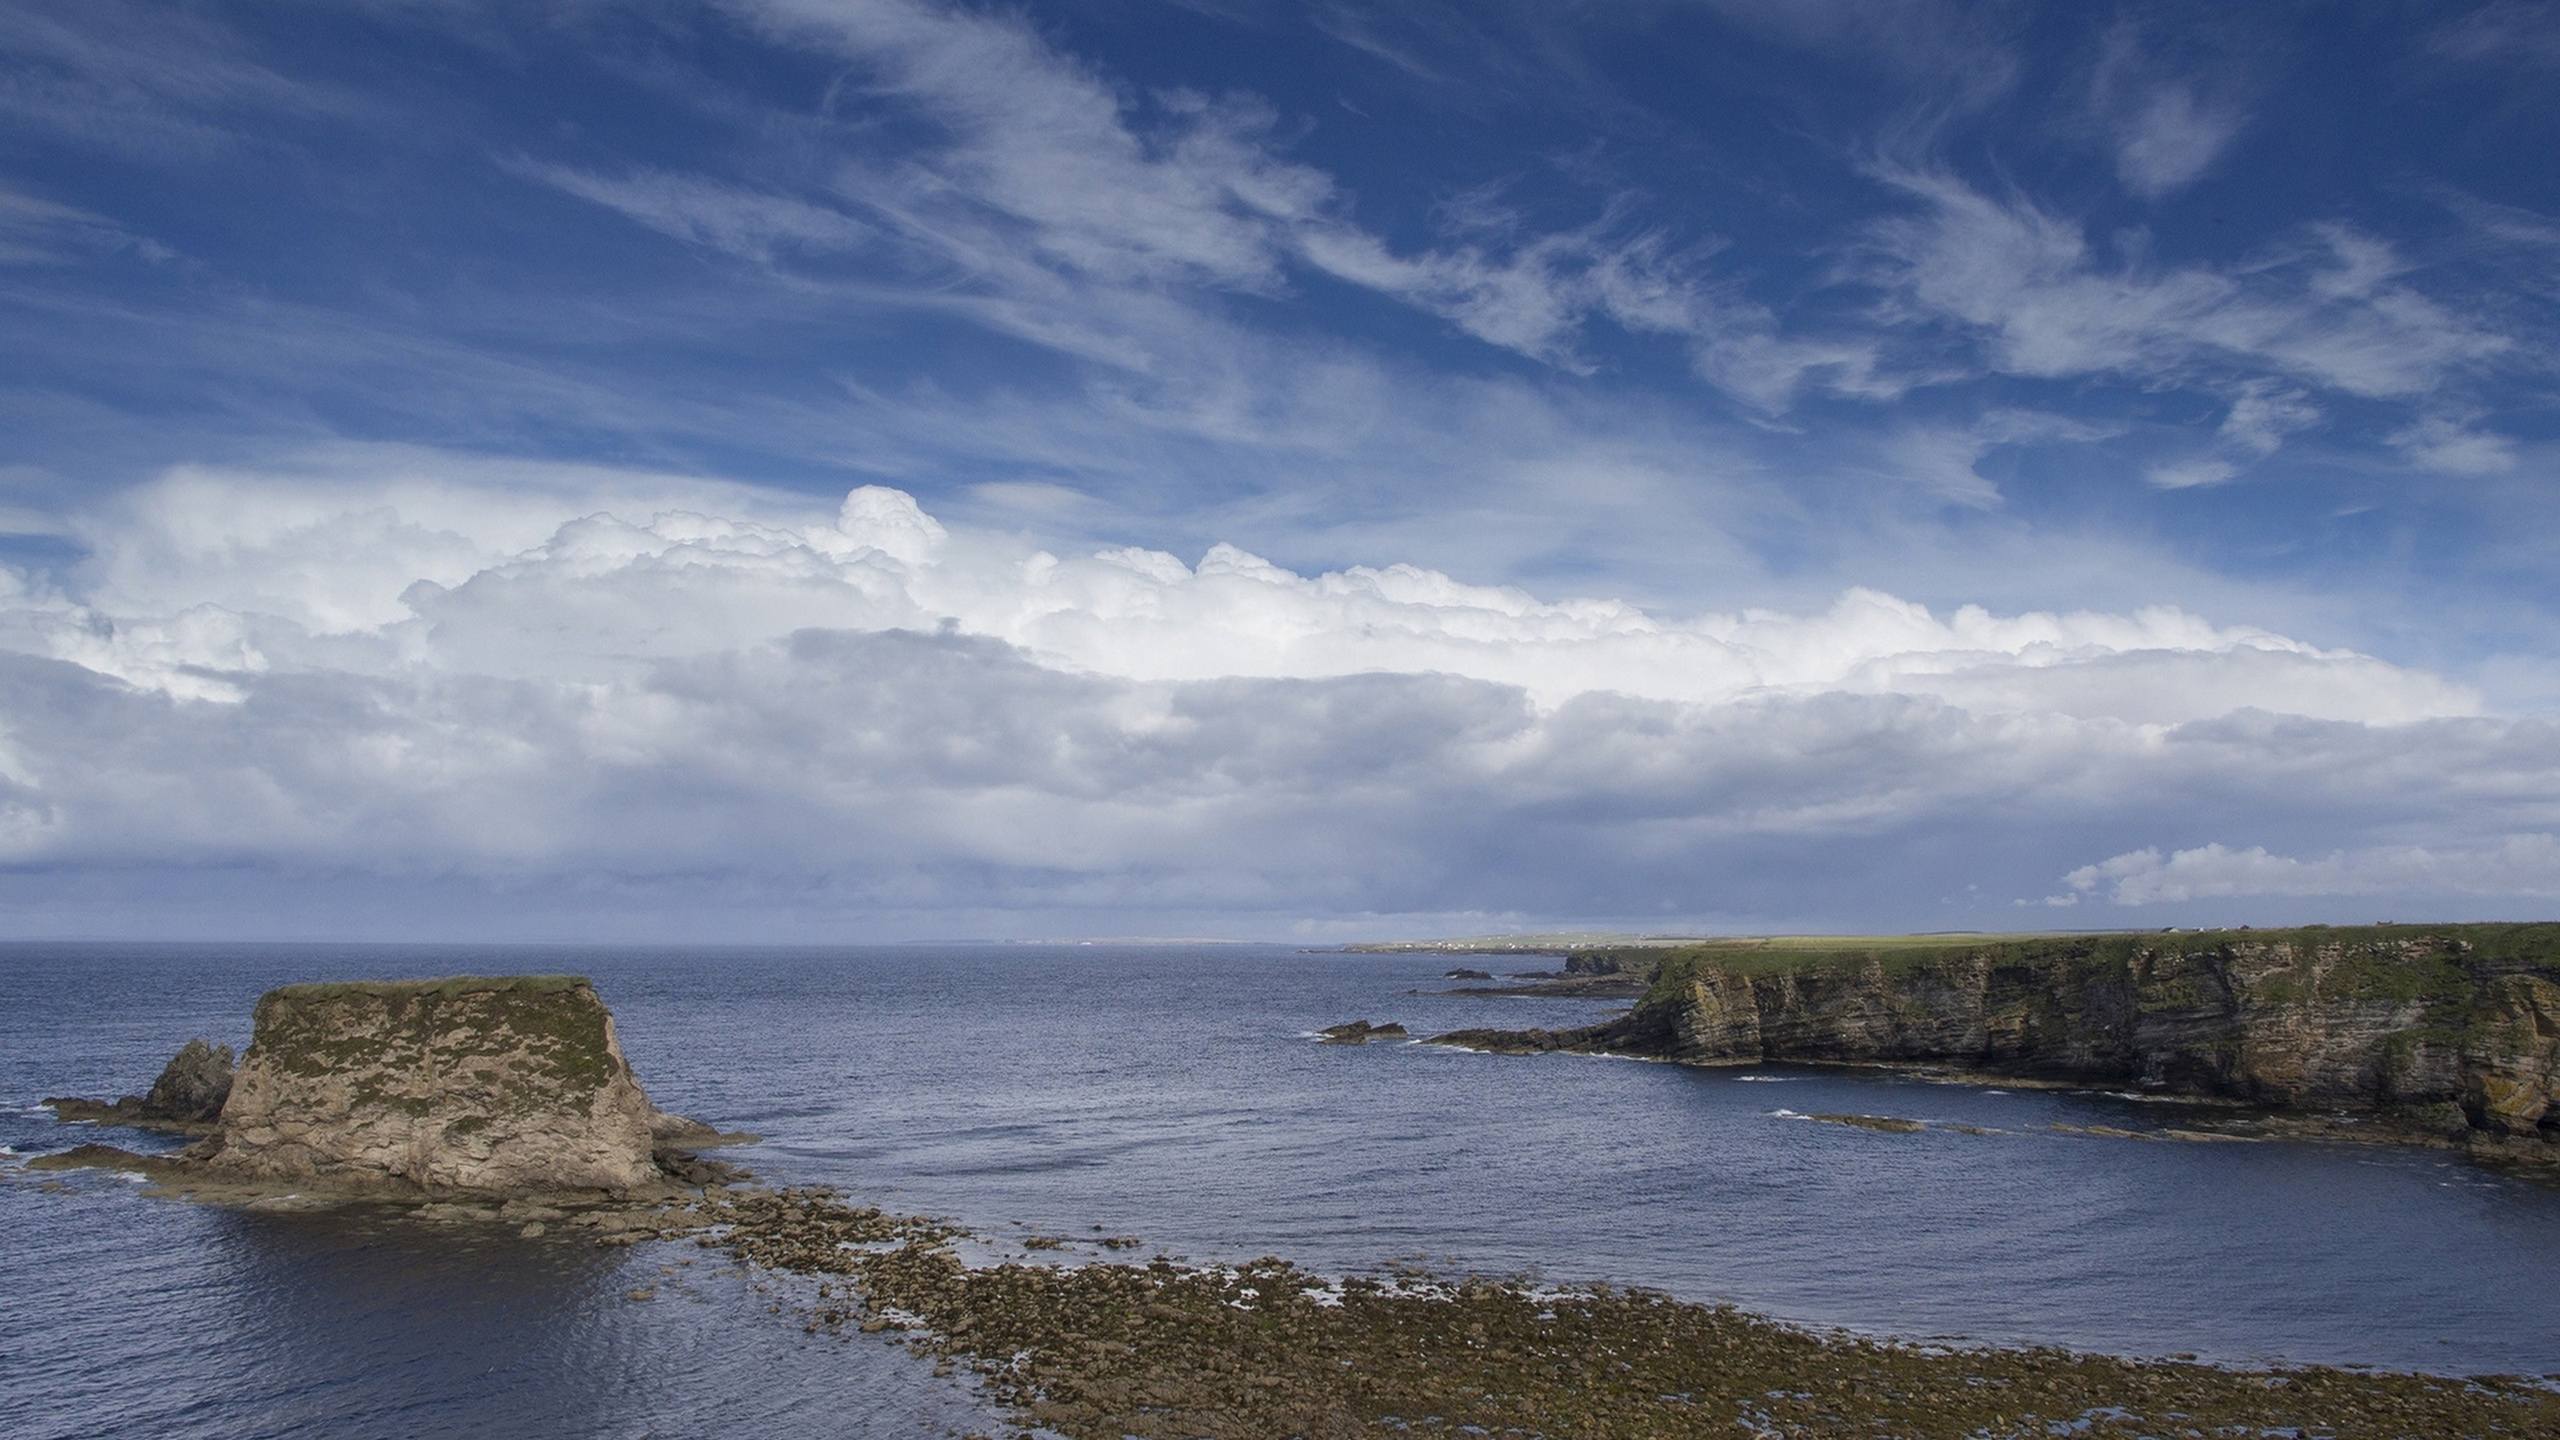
[45,1039,235,1133]
[1562,951,1654,979]
[1433,925,2560,1152]
[196,975,704,1195]
[41,975,737,1201]
[1318,1020,1409,1044]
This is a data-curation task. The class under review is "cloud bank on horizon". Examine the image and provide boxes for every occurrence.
[0,0,2554,939]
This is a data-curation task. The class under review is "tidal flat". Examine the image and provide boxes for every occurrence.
[690,1186,2560,1440]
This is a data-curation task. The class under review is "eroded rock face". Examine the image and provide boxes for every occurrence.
[1440,926,2560,1150]
[2466,974,2560,1136]
[146,1039,235,1121]
[203,976,671,1194]
[44,1038,234,1131]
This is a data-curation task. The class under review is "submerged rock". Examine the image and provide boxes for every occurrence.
[1807,1113,1927,1134]
[1316,1020,1408,1044]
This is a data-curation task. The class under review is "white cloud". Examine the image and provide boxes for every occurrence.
[511,162,872,265]
[2431,1,2560,72]
[2389,413,2518,475]
[0,184,171,266]
[2112,84,2246,199]
[1878,409,2119,508]
[2145,457,2237,491]
[29,457,2477,724]
[520,0,1865,413]
[0,0,358,152]
[2087,21,2249,200]
[1865,170,2510,400]
[2217,380,2319,457]
[2058,837,2560,905]
[0,452,2540,938]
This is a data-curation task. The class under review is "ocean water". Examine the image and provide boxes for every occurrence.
[5,942,2558,1439]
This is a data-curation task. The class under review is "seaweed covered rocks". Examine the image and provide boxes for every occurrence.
[1316,1020,1408,1044]
[699,1188,2560,1440]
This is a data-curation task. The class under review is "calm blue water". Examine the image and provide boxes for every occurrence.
[6,943,2559,1439]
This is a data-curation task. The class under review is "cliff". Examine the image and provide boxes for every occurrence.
[192,975,712,1195]
[1435,924,2560,1149]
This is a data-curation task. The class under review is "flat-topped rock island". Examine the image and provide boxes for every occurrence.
[38,974,740,1204]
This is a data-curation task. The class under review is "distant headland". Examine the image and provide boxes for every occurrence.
[1421,922,2560,1170]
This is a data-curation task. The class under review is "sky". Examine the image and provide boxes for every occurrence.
[1,0,2556,942]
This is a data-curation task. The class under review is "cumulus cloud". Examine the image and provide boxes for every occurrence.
[2053,837,2560,906]
[2,452,2546,937]
[27,455,2479,721]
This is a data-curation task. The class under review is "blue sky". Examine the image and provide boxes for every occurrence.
[1,0,2556,940]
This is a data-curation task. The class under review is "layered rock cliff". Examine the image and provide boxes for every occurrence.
[1437,925,2560,1148]
[195,975,708,1195]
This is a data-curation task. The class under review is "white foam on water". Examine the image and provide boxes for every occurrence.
[1734,1075,1793,1083]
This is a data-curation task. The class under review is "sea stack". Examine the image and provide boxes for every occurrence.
[199,975,691,1195]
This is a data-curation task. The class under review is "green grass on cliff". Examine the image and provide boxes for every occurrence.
[1625,922,2560,1008]
[249,974,622,1102]
[260,974,593,1005]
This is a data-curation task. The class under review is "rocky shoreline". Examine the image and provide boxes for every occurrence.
[648,1188,2560,1437]
[26,961,2560,1436]
[1426,924,2560,1174]
[39,1146,2550,1439]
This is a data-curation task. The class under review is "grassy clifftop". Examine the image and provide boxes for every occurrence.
[1622,923,2560,1002]
[249,974,621,1094]
[259,974,593,1005]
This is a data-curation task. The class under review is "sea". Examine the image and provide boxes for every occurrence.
[5,942,2557,1439]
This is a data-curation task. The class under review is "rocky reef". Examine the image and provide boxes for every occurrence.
[690,1187,2557,1439]
[1434,924,2560,1158]
[44,1038,235,1134]
[38,974,736,1200]
[1317,1019,1408,1043]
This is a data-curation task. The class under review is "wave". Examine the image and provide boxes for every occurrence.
[1734,1075,1794,1083]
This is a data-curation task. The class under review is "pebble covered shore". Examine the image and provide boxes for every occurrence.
[670,1186,2560,1440]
